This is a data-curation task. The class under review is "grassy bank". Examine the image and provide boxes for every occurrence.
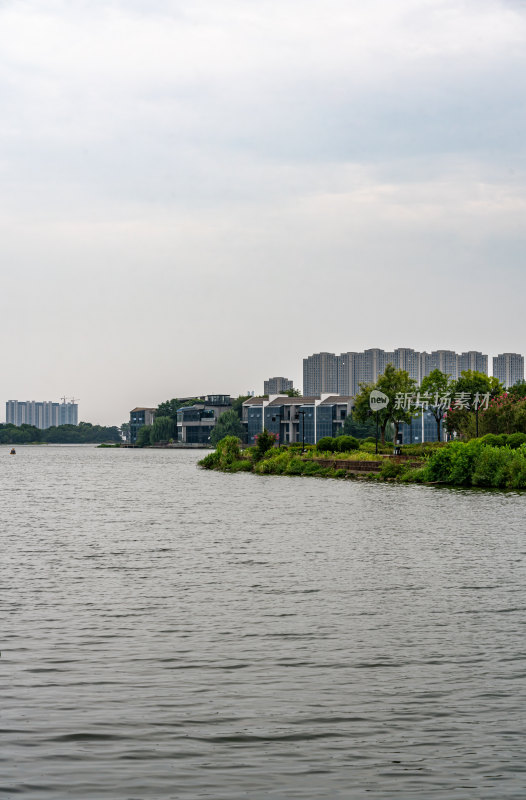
[199,434,526,490]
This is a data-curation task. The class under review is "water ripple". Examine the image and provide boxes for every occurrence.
[1,446,526,799]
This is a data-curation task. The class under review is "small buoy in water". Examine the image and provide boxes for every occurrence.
[9,448,16,455]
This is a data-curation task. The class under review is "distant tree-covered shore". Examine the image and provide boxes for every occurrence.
[0,422,121,444]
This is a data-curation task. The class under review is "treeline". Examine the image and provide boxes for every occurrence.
[353,366,526,441]
[0,422,121,444]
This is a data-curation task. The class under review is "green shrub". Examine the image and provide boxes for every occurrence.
[319,450,380,462]
[426,442,459,483]
[285,456,305,475]
[253,451,290,475]
[316,437,338,453]
[399,466,428,483]
[337,435,359,452]
[199,451,220,469]
[400,441,445,457]
[302,461,324,476]
[358,441,377,453]
[253,429,277,461]
[254,459,273,474]
[471,447,510,488]
[508,451,526,489]
[481,433,508,447]
[227,459,253,473]
[448,441,484,485]
[379,459,404,479]
[507,432,526,449]
[216,436,242,468]
[481,433,501,447]
[425,439,512,486]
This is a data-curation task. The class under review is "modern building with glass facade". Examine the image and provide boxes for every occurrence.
[492,353,524,388]
[400,410,443,444]
[177,395,232,444]
[130,395,232,444]
[130,407,156,443]
[6,400,78,429]
[263,377,294,394]
[242,394,353,446]
[304,349,491,396]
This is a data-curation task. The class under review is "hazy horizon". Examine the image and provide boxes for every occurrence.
[2,0,525,426]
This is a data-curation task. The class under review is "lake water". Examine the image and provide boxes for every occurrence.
[1,445,525,799]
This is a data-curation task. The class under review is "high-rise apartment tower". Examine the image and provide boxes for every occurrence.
[5,400,78,429]
[492,353,524,388]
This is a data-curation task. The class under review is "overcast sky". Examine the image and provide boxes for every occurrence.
[1,0,525,425]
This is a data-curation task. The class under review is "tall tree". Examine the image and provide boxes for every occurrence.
[445,371,503,437]
[453,370,502,397]
[420,369,454,442]
[507,380,526,401]
[230,395,251,419]
[155,398,204,422]
[210,410,245,447]
[150,416,175,443]
[353,364,417,444]
[136,425,152,447]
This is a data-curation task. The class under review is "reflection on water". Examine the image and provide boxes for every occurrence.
[1,446,525,798]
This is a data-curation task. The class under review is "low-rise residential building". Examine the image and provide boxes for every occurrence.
[177,395,232,444]
[130,407,156,443]
[242,394,353,445]
[130,395,233,445]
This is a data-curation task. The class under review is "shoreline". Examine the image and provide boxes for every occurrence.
[199,436,526,491]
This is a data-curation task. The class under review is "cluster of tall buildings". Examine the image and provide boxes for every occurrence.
[303,349,524,397]
[5,400,78,429]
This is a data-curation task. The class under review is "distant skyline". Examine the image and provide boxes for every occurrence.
[1,346,523,424]
[1,0,525,425]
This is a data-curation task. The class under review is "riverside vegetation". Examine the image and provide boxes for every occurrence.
[199,431,526,490]
[0,422,121,444]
